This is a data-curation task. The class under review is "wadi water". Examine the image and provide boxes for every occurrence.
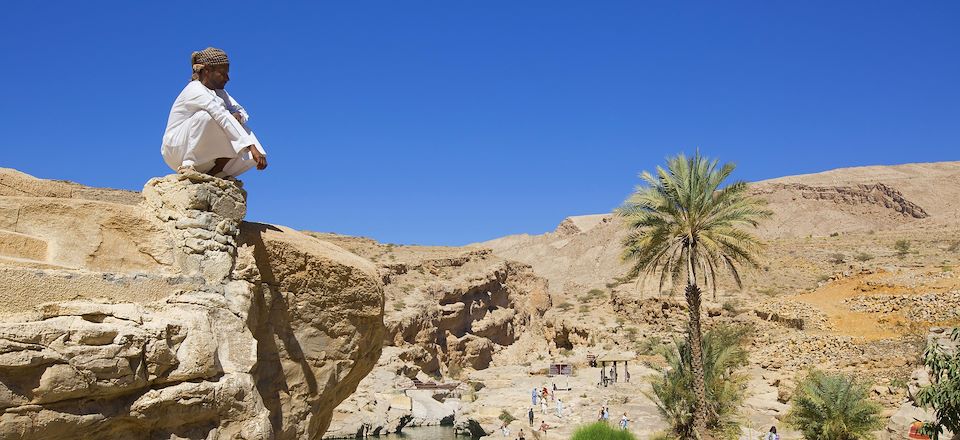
[382,426,459,440]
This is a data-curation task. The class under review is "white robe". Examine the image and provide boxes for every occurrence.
[161,81,266,177]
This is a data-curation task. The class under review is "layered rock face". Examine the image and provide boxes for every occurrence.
[0,171,384,440]
[317,241,550,439]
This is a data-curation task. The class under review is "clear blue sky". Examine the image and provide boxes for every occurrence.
[1,2,957,245]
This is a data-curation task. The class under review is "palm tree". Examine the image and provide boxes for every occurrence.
[787,370,883,440]
[618,152,769,437]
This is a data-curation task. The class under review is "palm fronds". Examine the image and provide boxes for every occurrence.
[618,151,770,298]
[786,370,883,440]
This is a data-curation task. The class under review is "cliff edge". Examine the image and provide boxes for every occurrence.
[0,169,385,440]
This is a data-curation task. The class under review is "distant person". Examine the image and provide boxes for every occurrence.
[619,413,629,430]
[532,388,538,406]
[602,406,609,423]
[539,421,550,436]
[162,47,268,178]
[540,398,547,414]
[609,366,616,383]
[597,407,604,421]
[528,407,534,426]
[518,429,525,440]
[555,398,563,418]
[764,426,779,440]
[500,420,510,437]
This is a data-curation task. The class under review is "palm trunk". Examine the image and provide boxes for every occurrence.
[685,243,710,438]
[685,283,709,438]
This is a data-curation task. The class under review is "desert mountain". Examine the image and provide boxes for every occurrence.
[478,161,960,295]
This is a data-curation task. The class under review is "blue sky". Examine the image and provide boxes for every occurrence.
[1,2,957,245]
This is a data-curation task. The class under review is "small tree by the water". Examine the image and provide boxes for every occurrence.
[570,422,637,440]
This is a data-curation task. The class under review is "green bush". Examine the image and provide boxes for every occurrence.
[635,336,662,355]
[557,302,574,312]
[721,300,740,314]
[570,422,637,440]
[854,252,874,262]
[579,305,591,313]
[645,325,750,439]
[895,240,911,257]
[786,370,882,439]
[498,409,516,424]
[916,328,960,439]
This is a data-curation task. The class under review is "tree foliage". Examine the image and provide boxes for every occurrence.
[618,152,770,299]
[645,325,751,439]
[786,370,883,440]
[916,328,960,440]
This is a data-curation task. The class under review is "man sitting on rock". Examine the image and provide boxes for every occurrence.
[161,47,268,178]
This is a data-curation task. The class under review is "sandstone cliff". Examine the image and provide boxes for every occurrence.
[315,237,551,438]
[0,169,385,440]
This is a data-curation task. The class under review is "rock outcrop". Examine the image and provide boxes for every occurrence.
[320,242,550,439]
[0,172,384,439]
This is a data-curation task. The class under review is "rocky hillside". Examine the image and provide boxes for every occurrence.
[0,169,385,440]
[478,161,960,295]
[468,161,960,438]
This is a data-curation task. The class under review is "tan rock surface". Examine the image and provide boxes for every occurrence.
[0,171,385,440]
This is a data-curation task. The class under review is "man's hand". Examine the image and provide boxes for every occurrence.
[249,146,268,170]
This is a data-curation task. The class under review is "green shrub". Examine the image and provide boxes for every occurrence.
[721,300,741,314]
[636,337,662,355]
[895,240,911,257]
[828,253,846,264]
[645,325,750,439]
[498,409,516,424]
[786,370,882,440]
[756,287,778,297]
[570,422,637,440]
[587,288,606,300]
[392,300,405,311]
[854,252,874,262]
[579,305,591,313]
[557,302,574,312]
[829,232,840,237]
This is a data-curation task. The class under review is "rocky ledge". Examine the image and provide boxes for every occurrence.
[0,172,385,440]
